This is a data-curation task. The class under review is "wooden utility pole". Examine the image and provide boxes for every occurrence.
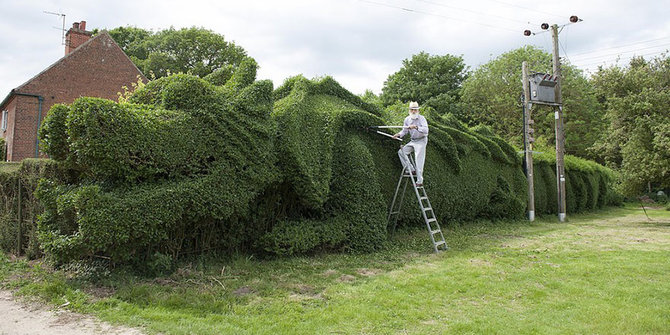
[522,61,535,221]
[551,24,567,222]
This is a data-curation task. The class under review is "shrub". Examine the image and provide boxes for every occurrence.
[262,76,527,255]
[657,193,668,205]
[32,72,620,263]
[37,63,278,263]
[531,152,620,214]
[0,137,6,161]
[0,159,62,258]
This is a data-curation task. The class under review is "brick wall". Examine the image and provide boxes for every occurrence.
[4,32,145,161]
[8,96,41,161]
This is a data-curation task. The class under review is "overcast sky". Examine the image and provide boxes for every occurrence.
[1,0,668,98]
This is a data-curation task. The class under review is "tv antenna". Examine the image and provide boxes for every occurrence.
[43,11,66,45]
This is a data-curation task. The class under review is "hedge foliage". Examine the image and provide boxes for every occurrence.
[531,152,622,214]
[0,137,6,161]
[28,71,620,263]
[0,159,62,258]
[37,58,279,263]
[258,76,530,254]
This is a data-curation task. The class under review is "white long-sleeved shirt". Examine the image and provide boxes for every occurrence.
[395,114,429,140]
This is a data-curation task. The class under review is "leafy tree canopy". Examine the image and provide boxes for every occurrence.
[460,46,602,159]
[106,26,248,78]
[381,52,467,115]
[590,55,670,195]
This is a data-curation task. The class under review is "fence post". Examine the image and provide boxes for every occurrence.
[17,177,22,255]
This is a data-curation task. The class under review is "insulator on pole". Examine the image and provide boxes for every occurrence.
[524,30,532,36]
[541,23,549,30]
[569,15,579,23]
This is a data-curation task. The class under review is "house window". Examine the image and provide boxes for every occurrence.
[1,110,7,132]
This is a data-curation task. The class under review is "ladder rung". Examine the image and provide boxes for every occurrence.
[427,218,437,223]
[420,196,428,200]
[389,211,399,215]
[431,229,441,234]
[434,240,446,246]
[422,207,432,212]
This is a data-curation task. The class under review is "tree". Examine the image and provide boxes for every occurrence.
[460,46,603,158]
[358,89,382,109]
[590,55,670,195]
[107,26,248,78]
[381,52,467,115]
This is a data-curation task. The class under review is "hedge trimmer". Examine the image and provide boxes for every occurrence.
[365,126,408,141]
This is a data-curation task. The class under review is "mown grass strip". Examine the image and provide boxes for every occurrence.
[1,205,668,334]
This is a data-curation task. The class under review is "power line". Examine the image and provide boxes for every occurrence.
[577,50,669,70]
[358,0,519,33]
[484,0,567,20]
[568,35,670,57]
[559,39,571,64]
[412,0,534,26]
[571,42,670,62]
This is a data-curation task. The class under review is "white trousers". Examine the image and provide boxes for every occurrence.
[398,137,427,184]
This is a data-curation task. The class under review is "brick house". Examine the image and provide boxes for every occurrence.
[0,21,146,161]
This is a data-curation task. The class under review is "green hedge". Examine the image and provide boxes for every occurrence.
[0,137,6,161]
[29,72,619,263]
[0,159,62,258]
[260,76,527,254]
[36,60,279,263]
[531,152,621,214]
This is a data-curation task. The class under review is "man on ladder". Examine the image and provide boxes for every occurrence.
[392,101,428,186]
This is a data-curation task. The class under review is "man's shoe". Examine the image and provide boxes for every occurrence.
[411,171,417,175]
[416,183,423,187]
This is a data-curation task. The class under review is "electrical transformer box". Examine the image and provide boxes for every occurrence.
[529,73,558,104]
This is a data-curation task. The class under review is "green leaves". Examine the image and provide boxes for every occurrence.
[460,46,602,159]
[31,71,619,263]
[591,55,670,195]
[381,52,467,114]
[108,26,248,79]
[36,67,278,263]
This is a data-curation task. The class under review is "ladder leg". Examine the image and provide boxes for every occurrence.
[408,155,448,252]
[393,178,409,232]
[388,168,409,233]
[388,155,447,252]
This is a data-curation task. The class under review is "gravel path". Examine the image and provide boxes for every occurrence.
[0,291,144,335]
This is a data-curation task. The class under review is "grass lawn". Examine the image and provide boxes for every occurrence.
[1,204,669,334]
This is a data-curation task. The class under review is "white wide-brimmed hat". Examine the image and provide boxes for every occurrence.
[408,101,421,110]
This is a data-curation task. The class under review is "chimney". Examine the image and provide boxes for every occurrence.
[65,20,92,55]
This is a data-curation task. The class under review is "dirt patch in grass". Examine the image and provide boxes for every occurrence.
[84,286,116,300]
[288,292,324,302]
[0,290,144,334]
[337,275,356,283]
[468,258,493,267]
[290,283,316,294]
[356,268,381,276]
[476,233,523,240]
[233,286,254,297]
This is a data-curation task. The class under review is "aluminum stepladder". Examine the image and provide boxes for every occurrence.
[387,155,448,253]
